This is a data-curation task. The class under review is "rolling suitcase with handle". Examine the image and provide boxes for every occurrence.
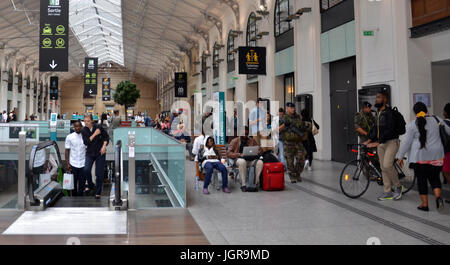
[262,162,285,191]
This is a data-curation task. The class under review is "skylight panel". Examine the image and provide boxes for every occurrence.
[69,0,124,66]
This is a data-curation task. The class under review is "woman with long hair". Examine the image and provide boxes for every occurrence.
[99,113,109,129]
[396,102,450,211]
[82,114,110,199]
[300,109,319,171]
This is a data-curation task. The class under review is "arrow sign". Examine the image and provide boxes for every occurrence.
[49,60,58,69]
[89,89,93,94]
[39,0,69,72]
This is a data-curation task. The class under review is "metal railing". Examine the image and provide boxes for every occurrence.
[112,140,123,209]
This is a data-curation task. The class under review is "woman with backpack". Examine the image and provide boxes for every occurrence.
[99,113,109,129]
[396,102,450,212]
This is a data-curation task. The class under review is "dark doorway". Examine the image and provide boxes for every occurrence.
[330,56,357,163]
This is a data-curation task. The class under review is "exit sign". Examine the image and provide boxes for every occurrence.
[363,30,375,36]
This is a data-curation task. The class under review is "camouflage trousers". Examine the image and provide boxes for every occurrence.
[283,141,306,181]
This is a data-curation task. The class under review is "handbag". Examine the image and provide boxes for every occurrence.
[63,173,74,190]
[311,120,319,136]
[432,116,450,150]
[39,173,51,187]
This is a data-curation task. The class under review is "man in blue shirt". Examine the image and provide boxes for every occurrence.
[249,98,267,138]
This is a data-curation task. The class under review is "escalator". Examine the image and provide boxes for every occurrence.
[25,140,127,211]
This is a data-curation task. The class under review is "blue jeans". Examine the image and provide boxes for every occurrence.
[278,140,287,167]
[83,154,106,196]
[70,165,84,196]
[203,162,228,189]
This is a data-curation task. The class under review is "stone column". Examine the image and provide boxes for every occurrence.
[12,75,18,112]
[0,68,7,114]
[28,81,34,118]
[20,75,26,121]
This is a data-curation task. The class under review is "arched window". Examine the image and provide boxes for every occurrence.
[33,79,37,98]
[7,69,13,91]
[17,73,22,93]
[213,42,219,79]
[274,0,294,37]
[246,12,258,47]
[201,52,207,84]
[26,76,30,96]
[227,30,236,73]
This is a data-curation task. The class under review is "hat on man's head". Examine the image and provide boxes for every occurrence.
[363,101,372,108]
[286,102,295,108]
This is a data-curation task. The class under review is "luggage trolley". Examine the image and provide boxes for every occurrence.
[26,141,63,211]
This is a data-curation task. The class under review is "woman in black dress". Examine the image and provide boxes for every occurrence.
[301,109,319,171]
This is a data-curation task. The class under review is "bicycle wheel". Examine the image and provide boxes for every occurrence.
[340,160,371,199]
[396,162,416,194]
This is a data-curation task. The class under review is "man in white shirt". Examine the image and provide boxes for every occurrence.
[65,120,86,196]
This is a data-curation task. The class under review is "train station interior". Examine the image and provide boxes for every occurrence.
[0,0,449,247]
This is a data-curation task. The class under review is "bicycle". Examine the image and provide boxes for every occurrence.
[339,144,416,199]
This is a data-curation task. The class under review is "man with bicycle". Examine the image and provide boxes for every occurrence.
[364,89,405,201]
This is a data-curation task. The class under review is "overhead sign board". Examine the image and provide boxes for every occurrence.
[39,0,69,72]
[363,30,375,36]
[174,72,188,98]
[102,77,111,101]
[49,76,58,100]
[238,46,266,75]
[84,57,98,98]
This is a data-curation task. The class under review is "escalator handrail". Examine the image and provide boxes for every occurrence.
[28,140,63,171]
[27,141,63,205]
[114,140,122,206]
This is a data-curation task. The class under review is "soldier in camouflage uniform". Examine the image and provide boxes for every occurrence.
[354,102,375,143]
[279,102,312,183]
[354,101,376,180]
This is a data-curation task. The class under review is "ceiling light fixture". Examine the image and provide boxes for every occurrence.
[259,0,267,11]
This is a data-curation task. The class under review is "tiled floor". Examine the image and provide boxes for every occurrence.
[0,209,209,245]
[186,160,450,245]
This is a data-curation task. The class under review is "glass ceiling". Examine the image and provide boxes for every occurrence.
[69,0,124,66]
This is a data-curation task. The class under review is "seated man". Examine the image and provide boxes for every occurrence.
[226,126,264,192]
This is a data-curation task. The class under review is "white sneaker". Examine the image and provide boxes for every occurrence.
[304,160,309,170]
[308,166,312,171]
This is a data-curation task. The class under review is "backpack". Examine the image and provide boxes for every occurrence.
[433,117,450,152]
[391,107,406,136]
[261,151,279,163]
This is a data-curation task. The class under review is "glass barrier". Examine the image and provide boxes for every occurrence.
[0,135,33,210]
[112,128,186,208]
[4,121,72,142]
[112,127,181,152]
[0,157,18,209]
[150,145,186,208]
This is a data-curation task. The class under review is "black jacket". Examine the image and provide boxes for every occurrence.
[302,118,319,153]
[369,106,398,144]
[81,123,110,157]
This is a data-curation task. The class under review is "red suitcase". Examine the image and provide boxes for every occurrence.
[262,162,285,191]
